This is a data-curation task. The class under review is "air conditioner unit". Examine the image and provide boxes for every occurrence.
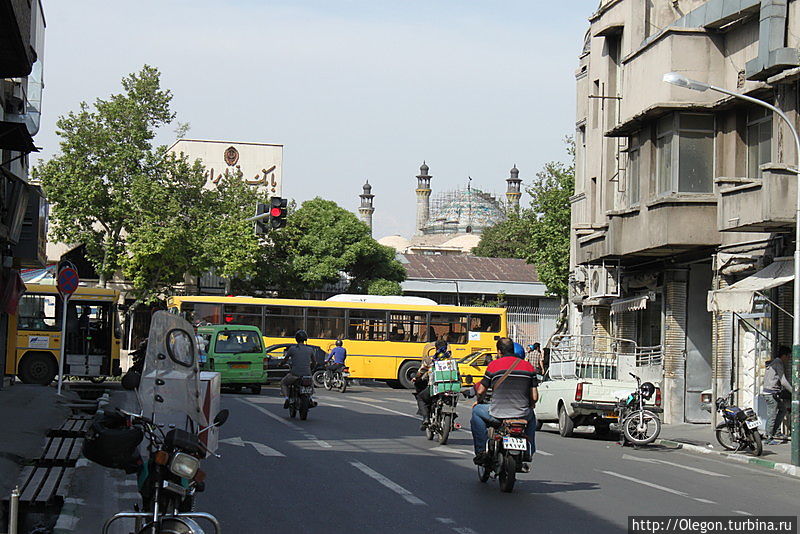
[588,262,620,298]
[573,266,588,283]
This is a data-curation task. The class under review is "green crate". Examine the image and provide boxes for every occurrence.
[431,381,461,395]
[433,369,459,382]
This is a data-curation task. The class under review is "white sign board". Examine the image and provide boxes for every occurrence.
[28,335,49,349]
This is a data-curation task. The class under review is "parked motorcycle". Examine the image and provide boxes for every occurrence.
[616,373,662,446]
[323,366,349,393]
[287,376,315,420]
[92,408,229,534]
[714,388,763,456]
[121,339,148,391]
[423,390,459,445]
[477,417,530,493]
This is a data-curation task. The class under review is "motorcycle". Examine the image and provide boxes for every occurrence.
[714,388,763,456]
[323,365,349,393]
[423,391,459,445]
[477,417,530,493]
[616,373,662,446]
[287,375,315,420]
[122,339,148,391]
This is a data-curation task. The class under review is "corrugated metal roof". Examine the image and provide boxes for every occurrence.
[402,255,539,283]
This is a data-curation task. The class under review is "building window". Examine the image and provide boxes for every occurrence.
[656,113,714,195]
[747,108,772,178]
[628,133,640,206]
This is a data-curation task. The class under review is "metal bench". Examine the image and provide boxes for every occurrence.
[39,436,85,467]
[49,416,92,438]
[16,465,74,506]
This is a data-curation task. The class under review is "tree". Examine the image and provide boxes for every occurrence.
[36,66,174,286]
[526,138,574,299]
[244,197,405,297]
[368,279,403,296]
[473,212,532,259]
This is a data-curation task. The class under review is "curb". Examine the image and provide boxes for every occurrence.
[656,438,800,478]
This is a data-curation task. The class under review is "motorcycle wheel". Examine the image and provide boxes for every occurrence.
[438,414,452,445]
[622,410,661,446]
[324,373,333,391]
[289,402,297,418]
[747,428,763,456]
[425,423,434,440]
[477,463,491,483]
[313,370,326,388]
[714,422,738,451]
[338,375,347,393]
[498,454,517,493]
[299,396,310,420]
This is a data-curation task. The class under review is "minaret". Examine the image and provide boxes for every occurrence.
[415,161,432,235]
[506,164,522,212]
[359,180,375,234]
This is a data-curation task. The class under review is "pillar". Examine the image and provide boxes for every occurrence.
[663,269,688,424]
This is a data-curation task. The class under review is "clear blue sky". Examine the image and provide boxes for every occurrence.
[36,0,597,238]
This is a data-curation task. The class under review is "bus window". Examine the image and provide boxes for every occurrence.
[348,310,387,341]
[387,313,427,342]
[469,314,501,333]
[223,304,263,329]
[184,303,223,326]
[67,303,112,356]
[263,307,304,338]
[429,313,468,345]
[18,294,59,331]
[307,308,345,339]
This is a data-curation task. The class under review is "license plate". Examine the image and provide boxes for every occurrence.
[502,437,527,451]
[300,386,314,394]
[230,363,249,369]
[746,418,761,429]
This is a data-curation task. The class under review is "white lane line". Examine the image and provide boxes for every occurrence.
[600,470,689,498]
[453,528,479,534]
[238,398,331,448]
[536,450,553,456]
[734,510,753,516]
[436,518,456,524]
[694,498,717,504]
[350,460,426,505]
[322,402,345,408]
[353,396,386,403]
[430,446,472,456]
[345,398,419,419]
[249,441,287,457]
[621,454,728,478]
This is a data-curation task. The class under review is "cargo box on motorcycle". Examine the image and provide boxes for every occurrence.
[430,359,461,395]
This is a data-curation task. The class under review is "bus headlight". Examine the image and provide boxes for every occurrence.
[169,452,200,479]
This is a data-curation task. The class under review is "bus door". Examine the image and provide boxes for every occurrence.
[64,301,114,377]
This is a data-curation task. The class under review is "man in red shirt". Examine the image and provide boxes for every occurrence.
[470,337,539,466]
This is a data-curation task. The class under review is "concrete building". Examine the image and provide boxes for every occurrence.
[358,180,375,234]
[1,0,47,386]
[571,0,800,424]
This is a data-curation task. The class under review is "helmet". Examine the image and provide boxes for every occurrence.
[435,339,448,352]
[640,382,656,400]
[295,330,308,343]
[335,339,343,347]
[513,342,525,358]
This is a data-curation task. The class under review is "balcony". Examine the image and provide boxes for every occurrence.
[717,165,796,232]
[0,0,44,78]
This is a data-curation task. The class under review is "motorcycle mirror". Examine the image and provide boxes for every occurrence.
[214,409,230,427]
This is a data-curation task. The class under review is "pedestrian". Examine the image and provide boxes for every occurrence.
[761,346,792,444]
[527,342,544,375]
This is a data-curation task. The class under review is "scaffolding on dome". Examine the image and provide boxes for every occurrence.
[423,187,506,235]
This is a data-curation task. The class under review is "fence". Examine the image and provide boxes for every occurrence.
[547,334,663,382]
[507,303,561,349]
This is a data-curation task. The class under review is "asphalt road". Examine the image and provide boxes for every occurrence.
[189,384,799,534]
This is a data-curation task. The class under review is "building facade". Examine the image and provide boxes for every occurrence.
[572,0,800,424]
[1,0,47,386]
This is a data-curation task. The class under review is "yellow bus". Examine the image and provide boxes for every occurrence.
[6,283,122,384]
[167,295,507,388]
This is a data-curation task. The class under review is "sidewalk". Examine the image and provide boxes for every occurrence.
[657,423,798,477]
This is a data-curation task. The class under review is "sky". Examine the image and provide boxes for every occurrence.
[35,0,597,238]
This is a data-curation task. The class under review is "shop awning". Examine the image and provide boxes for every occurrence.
[0,121,38,153]
[707,257,794,313]
[611,295,650,314]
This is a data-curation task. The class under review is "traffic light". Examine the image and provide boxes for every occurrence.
[254,202,269,235]
[269,196,288,229]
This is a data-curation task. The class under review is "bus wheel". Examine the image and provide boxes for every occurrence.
[398,361,420,389]
[18,352,57,385]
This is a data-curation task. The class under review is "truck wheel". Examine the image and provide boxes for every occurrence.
[18,352,57,385]
[558,404,575,437]
[398,361,420,389]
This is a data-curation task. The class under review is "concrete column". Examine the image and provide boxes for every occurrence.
[712,274,733,425]
[663,269,688,424]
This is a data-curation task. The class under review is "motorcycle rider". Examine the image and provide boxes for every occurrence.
[412,339,451,430]
[281,330,318,408]
[470,337,539,468]
[325,339,347,380]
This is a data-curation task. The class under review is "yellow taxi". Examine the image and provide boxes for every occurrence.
[456,350,497,386]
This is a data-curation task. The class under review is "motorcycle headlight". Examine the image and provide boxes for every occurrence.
[169,452,200,479]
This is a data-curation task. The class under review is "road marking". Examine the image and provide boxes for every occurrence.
[436,518,456,524]
[350,460,426,505]
[220,436,286,457]
[453,528,479,534]
[344,398,418,419]
[621,454,728,477]
[430,446,472,455]
[600,470,689,498]
[694,498,717,504]
[353,396,386,403]
[734,510,753,516]
[536,450,553,456]
[238,398,332,448]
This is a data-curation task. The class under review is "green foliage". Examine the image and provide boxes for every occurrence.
[36,66,261,301]
[471,291,507,308]
[245,197,405,296]
[473,138,574,298]
[526,138,574,298]
[367,279,403,296]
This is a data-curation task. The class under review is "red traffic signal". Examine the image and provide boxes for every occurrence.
[270,197,288,229]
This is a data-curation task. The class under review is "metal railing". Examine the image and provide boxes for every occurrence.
[547,335,663,380]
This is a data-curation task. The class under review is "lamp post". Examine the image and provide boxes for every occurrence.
[663,72,800,466]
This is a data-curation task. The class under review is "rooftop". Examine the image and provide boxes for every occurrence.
[401,255,539,283]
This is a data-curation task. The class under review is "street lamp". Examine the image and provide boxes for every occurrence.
[663,72,800,466]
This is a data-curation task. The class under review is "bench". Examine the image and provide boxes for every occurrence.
[16,465,74,506]
[48,416,92,438]
[39,436,85,467]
